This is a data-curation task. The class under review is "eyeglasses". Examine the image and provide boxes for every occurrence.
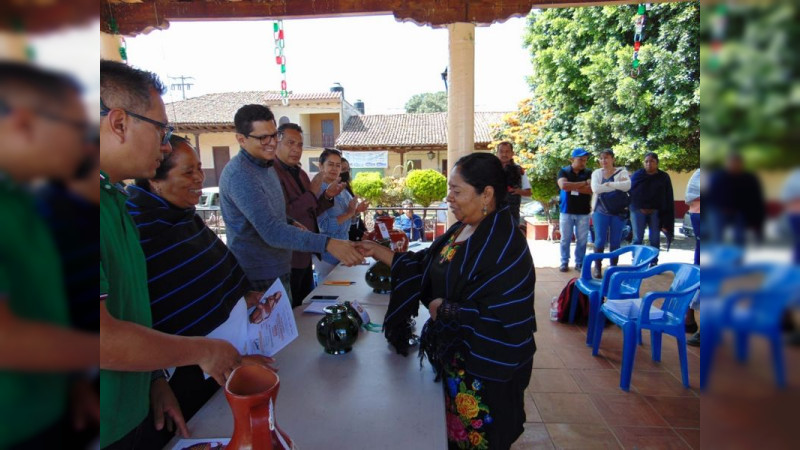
[1,98,90,135]
[100,99,174,145]
[244,132,279,145]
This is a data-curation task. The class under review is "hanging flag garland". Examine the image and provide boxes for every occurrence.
[630,4,650,78]
[708,4,727,72]
[273,20,289,105]
[11,18,36,61]
[108,16,128,63]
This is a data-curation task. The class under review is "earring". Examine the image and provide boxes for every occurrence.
[482,205,488,216]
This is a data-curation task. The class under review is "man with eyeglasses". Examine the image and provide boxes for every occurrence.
[0,62,99,449]
[220,105,363,305]
[99,60,243,449]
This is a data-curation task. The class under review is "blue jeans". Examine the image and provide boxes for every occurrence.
[560,213,590,266]
[631,208,660,263]
[593,212,624,254]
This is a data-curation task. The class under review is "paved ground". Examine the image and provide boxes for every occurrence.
[511,238,701,449]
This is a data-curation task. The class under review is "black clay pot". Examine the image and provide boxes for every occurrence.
[364,260,392,294]
[316,304,359,355]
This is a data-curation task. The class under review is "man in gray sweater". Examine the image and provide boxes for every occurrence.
[220,104,362,303]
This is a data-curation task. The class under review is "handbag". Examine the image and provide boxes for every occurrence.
[598,169,630,216]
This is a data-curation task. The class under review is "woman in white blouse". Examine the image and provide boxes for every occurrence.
[590,149,631,278]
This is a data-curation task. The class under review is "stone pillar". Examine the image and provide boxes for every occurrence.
[100,32,124,61]
[0,32,30,61]
[446,22,475,226]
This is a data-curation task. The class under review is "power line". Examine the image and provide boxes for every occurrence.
[168,75,195,100]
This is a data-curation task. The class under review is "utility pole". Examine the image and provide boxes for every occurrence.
[168,75,195,100]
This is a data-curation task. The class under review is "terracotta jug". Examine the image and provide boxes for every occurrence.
[225,364,296,450]
[365,215,410,252]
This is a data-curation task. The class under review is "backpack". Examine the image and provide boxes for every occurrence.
[597,169,631,216]
[556,277,590,324]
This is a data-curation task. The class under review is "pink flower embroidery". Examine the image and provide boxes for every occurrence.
[446,413,468,442]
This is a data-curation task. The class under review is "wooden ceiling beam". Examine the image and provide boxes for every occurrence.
[103,0,662,36]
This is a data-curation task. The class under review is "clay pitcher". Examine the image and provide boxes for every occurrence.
[366,215,410,252]
[225,364,296,450]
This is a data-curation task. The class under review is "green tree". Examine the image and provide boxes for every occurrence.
[405,169,447,207]
[351,172,384,206]
[700,3,800,168]
[382,177,407,207]
[404,91,448,113]
[518,2,699,172]
[405,169,447,223]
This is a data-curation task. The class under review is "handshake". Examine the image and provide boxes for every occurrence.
[325,239,396,267]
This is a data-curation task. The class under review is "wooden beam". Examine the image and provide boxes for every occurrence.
[103,0,673,36]
[0,1,98,33]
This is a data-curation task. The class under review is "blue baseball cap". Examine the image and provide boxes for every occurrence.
[571,148,590,158]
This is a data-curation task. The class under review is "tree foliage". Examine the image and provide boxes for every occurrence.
[509,2,699,173]
[700,3,800,169]
[404,91,448,113]
[382,177,408,207]
[351,172,384,206]
[404,169,447,207]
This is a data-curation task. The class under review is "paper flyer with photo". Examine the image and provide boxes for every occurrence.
[247,278,298,357]
[170,437,230,450]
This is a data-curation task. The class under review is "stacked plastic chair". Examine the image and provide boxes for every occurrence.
[591,263,701,391]
[702,265,800,389]
[572,245,659,346]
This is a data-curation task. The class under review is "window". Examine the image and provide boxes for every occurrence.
[409,159,422,171]
[309,157,320,173]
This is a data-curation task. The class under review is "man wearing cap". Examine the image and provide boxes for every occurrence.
[556,148,593,272]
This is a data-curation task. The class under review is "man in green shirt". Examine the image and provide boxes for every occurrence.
[99,61,244,448]
[0,63,99,447]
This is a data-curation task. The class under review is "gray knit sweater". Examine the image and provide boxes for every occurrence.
[220,149,328,282]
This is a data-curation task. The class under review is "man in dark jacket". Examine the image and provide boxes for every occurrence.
[706,152,765,245]
[273,123,344,305]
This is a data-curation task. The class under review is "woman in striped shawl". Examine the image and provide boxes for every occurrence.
[357,153,536,450]
[126,136,273,431]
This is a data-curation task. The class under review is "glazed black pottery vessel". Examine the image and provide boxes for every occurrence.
[365,260,391,294]
[316,304,359,355]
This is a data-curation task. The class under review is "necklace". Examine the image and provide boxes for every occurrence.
[439,224,467,264]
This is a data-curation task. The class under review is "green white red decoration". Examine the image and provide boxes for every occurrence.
[630,4,649,78]
[274,20,288,105]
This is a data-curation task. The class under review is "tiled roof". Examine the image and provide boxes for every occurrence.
[166,91,342,125]
[336,112,507,150]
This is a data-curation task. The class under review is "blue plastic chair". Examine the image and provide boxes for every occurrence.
[704,266,800,389]
[591,263,700,391]
[572,245,659,346]
[698,261,777,389]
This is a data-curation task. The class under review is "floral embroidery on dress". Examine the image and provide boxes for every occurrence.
[444,353,490,449]
[439,225,466,264]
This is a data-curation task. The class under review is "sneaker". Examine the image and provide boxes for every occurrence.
[650,260,658,268]
[592,265,602,279]
[575,264,582,272]
[685,322,698,334]
[559,264,568,272]
[687,331,700,347]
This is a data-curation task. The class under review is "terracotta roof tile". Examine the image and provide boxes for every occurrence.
[336,112,507,149]
[165,91,342,124]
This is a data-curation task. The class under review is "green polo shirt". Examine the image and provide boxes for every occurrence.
[99,171,152,447]
[0,173,68,447]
